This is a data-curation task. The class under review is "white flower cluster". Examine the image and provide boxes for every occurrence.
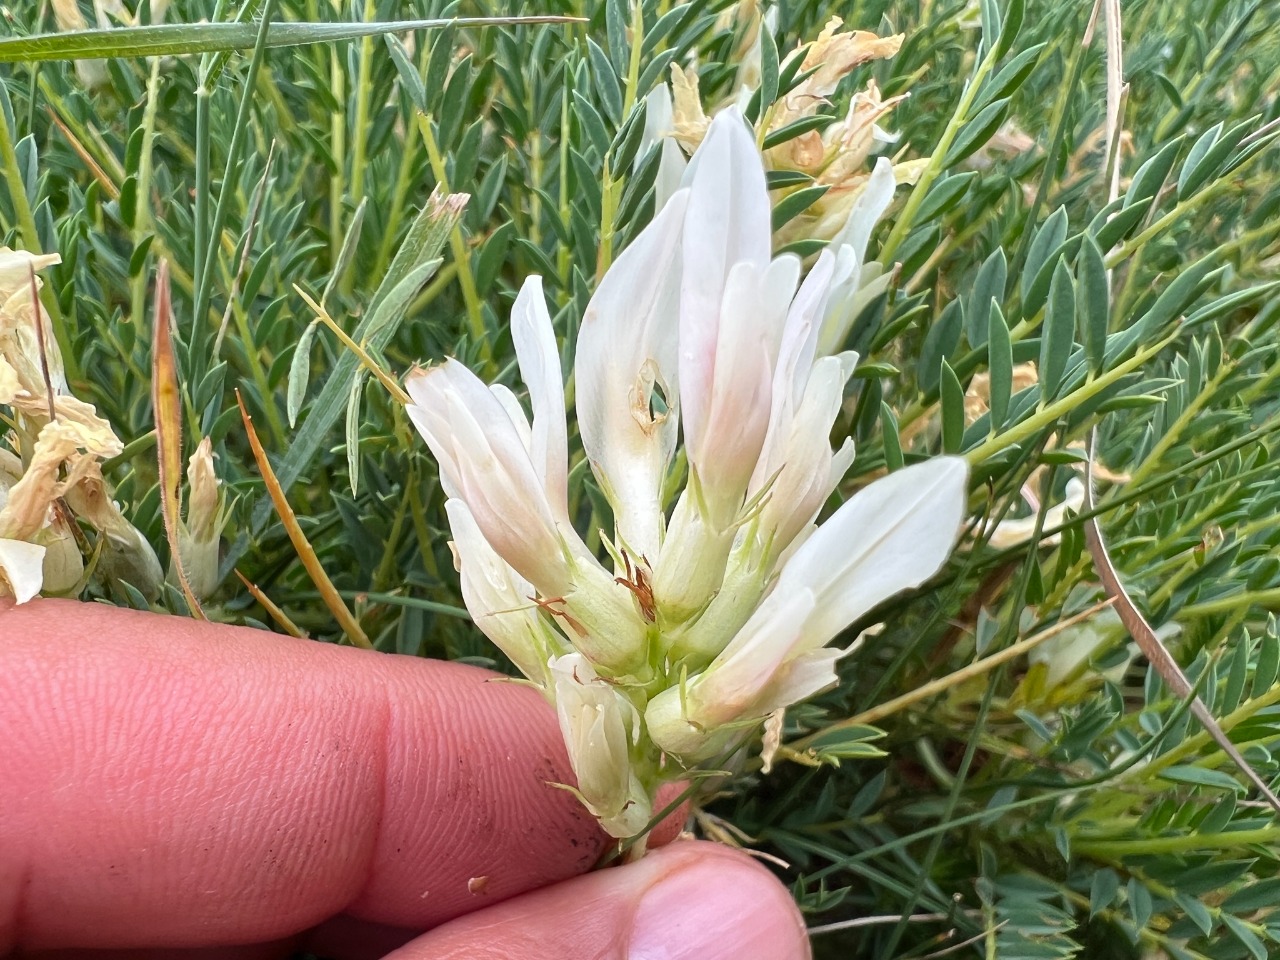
[407,109,969,838]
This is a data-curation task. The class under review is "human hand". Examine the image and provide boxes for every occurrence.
[0,599,810,959]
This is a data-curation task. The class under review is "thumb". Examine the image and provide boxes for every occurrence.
[386,840,811,960]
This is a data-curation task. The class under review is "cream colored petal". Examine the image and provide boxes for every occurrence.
[0,537,46,603]
[10,392,124,458]
[0,356,18,403]
[669,63,709,151]
[0,247,61,303]
[0,422,80,541]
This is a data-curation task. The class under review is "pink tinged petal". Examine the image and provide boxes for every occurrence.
[755,353,858,558]
[576,190,690,560]
[679,108,772,448]
[405,362,572,597]
[757,647,843,715]
[687,257,799,517]
[689,587,819,729]
[489,383,533,453]
[0,538,46,603]
[751,251,840,497]
[510,276,570,524]
[776,456,969,649]
[445,499,561,686]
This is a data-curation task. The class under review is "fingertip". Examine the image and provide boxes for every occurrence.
[387,840,811,960]
[625,843,811,960]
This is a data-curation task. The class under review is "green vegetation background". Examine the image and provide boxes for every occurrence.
[3,0,1280,956]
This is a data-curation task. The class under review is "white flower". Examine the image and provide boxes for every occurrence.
[576,191,688,561]
[637,86,688,212]
[446,498,565,686]
[647,457,970,759]
[407,278,650,671]
[404,102,971,836]
[551,653,651,838]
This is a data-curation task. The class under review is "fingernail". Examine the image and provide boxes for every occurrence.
[627,856,811,960]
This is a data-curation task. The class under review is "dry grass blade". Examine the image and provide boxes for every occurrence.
[29,265,56,422]
[151,259,207,620]
[1081,0,1280,815]
[1082,469,1280,814]
[234,569,306,638]
[293,285,411,405]
[45,107,120,200]
[235,388,373,649]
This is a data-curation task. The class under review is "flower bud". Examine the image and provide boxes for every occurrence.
[550,653,652,838]
[177,438,224,600]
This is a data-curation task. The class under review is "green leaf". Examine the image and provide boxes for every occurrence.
[1177,122,1224,199]
[1221,638,1250,715]
[940,359,965,453]
[943,97,1011,167]
[995,0,1025,58]
[759,22,780,116]
[365,257,443,341]
[1040,261,1075,400]
[915,172,977,224]
[604,0,628,74]
[1184,281,1280,329]
[1132,253,1222,338]
[987,301,1012,428]
[766,170,814,189]
[0,16,575,62]
[918,298,964,391]
[247,195,463,538]
[1254,630,1280,697]
[384,33,426,111]
[1090,869,1120,917]
[1021,206,1068,303]
[1171,893,1213,936]
[1160,765,1247,792]
[1093,197,1154,249]
[763,114,835,151]
[1221,914,1267,960]
[346,369,367,496]
[587,38,623,125]
[609,100,648,172]
[880,403,903,471]
[1127,878,1153,930]
[572,91,611,157]
[966,248,1007,347]
[1077,234,1109,373]
[322,196,368,305]
[286,320,319,429]
[1223,876,1280,913]
[976,41,1044,110]
[1178,117,1254,200]
[1125,137,1184,206]
[772,185,829,232]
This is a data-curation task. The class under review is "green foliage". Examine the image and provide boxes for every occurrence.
[5,0,1280,956]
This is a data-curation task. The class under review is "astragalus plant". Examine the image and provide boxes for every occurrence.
[6,0,1280,956]
[404,107,967,840]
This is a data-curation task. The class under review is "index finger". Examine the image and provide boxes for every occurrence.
[0,599,605,954]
